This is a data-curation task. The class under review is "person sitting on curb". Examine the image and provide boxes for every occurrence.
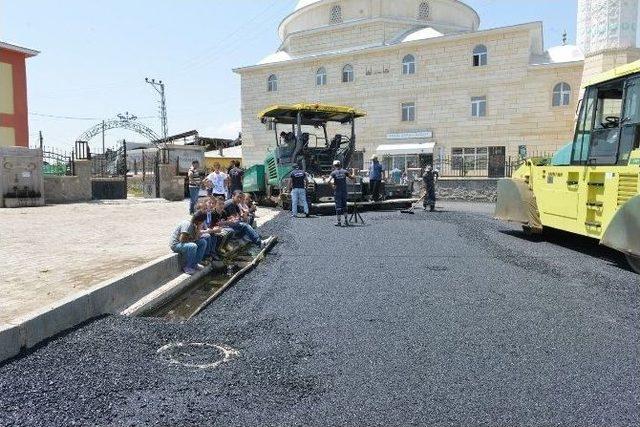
[198,198,222,262]
[169,211,209,275]
[223,192,268,247]
[243,193,257,227]
[237,193,256,227]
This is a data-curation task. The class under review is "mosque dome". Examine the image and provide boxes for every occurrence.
[295,0,321,11]
[280,0,480,44]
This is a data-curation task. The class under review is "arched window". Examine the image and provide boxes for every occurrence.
[316,67,327,86]
[402,54,416,75]
[472,45,487,67]
[267,74,278,92]
[553,82,571,106]
[342,64,354,83]
[330,5,343,24]
[418,2,430,20]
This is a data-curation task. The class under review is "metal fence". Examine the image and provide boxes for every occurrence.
[434,152,553,178]
[89,141,128,177]
[41,146,75,176]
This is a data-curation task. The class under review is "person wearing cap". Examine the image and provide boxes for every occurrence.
[422,165,437,212]
[369,155,384,202]
[328,160,354,226]
[288,163,310,218]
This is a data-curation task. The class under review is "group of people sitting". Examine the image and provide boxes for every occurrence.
[171,160,266,275]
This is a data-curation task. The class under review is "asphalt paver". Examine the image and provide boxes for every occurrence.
[0,206,638,426]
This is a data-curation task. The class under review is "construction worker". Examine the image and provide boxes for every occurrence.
[369,155,383,202]
[288,163,310,218]
[422,165,437,211]
[328,160,354,226]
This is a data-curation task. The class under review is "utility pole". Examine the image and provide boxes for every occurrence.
[145,77,168,145]
[39,131,43,150]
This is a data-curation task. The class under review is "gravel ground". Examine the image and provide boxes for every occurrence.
[0,205,638,426]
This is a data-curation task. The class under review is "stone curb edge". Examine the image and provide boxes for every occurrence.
[0,253,182,364]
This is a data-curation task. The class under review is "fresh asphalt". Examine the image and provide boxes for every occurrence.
[1,203,638,426]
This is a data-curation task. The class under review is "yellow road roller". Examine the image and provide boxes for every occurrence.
[496,60,640,273]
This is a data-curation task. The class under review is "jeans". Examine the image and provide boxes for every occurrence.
[370,179,381,201]
[335,190,347,215]
[173,238,207,269]
[188,186,200,214]
[290,188,309,215]
[228,221,261,244]
[200,233,218,256]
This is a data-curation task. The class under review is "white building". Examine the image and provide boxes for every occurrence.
[234,0,605,175]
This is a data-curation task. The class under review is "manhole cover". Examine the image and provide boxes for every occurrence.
[156,342,239,369]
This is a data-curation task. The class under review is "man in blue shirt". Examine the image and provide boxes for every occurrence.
[328,160,354,227]
[369,155,384,202]
[288,164,310,218]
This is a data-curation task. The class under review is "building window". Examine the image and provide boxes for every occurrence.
[418,2,430,20]
[402,102,415,121]
[552,82,571,107]
[316,67,327,86]
[452,147,488,171]
[267,74,278,92]
[329,5,343,24]
[402,54,416,75]
[342,64,354,83]
[472,45,488,67]
[471,96,486,117]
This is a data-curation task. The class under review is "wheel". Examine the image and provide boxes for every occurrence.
[625,253,640,274]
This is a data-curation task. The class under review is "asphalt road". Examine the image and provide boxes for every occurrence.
[1,203,638,426]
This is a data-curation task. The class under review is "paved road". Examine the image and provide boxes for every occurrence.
[1,205,638,426]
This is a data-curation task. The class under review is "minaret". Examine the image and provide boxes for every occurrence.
[578,0,640,85]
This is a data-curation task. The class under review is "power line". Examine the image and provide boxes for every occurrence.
[178,0,287,72]
[29,112,157,121]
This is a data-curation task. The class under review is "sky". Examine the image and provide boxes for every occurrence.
[1,0,578,151]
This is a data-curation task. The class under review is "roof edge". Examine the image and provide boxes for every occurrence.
[0,41,40,57]
[234,21,543,73]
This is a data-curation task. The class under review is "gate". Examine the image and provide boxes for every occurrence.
[129,148,164,198]
[77,140,128,200]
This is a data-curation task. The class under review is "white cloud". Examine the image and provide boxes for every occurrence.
[202,120,241,139]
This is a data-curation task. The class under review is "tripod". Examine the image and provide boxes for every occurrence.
[349,201,365,225]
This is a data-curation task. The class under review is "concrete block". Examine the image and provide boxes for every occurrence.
[0,323,21,362]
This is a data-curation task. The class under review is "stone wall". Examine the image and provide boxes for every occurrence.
[434,178,498,203]
[158,164,185,201]
[43,160,91,204]
[238,23,582,167]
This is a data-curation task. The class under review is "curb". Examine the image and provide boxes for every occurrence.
[0,253,182,364]
[122,236,278,318]
[0,211,281,364]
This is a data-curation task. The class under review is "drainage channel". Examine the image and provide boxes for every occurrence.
[140,237,277,320]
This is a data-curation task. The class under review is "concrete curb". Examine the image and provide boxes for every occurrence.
[122,236,278,318]
[121,263,219,317]
[0,253,183,364]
